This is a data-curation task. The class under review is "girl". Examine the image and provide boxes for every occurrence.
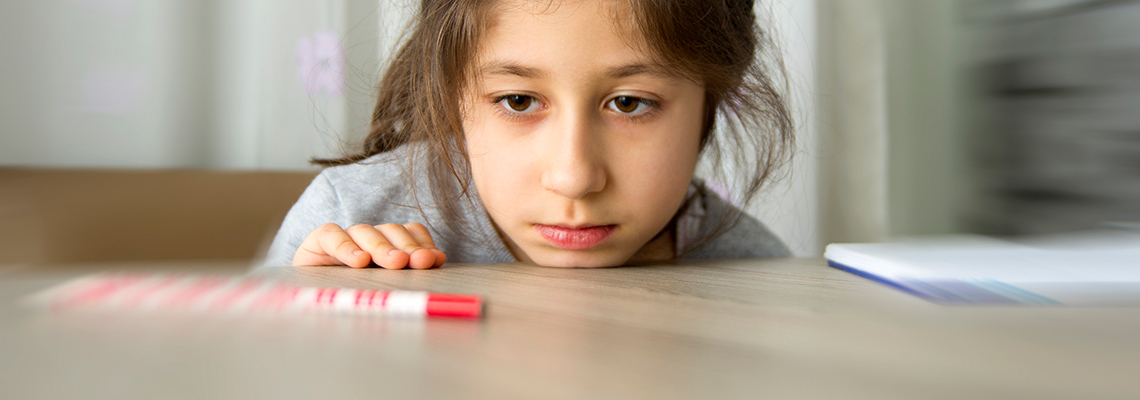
[265,0,793,269]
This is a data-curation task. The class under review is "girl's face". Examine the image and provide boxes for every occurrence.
[463,0,705,267]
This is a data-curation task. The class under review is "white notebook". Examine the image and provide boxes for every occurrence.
[824,231,1140,306]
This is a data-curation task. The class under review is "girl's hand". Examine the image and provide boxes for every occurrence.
[292,223,447,269]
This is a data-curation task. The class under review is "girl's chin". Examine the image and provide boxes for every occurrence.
[525,249,631,268]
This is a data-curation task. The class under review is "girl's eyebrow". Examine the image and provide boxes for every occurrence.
[605,63,675,80]
[479,61,675,80]
[481,62,545,79]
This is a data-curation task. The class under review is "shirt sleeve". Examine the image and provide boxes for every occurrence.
[260,172,343,267]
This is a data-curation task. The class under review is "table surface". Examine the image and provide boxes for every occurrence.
[2,258,1138,400]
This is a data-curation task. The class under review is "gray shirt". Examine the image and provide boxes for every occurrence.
[263,145,789,267]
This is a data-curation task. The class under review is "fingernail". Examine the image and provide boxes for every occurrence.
[352,250,364,255]
[388,250,403,256]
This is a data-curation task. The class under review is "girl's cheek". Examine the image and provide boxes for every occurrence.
[466,125,529,199]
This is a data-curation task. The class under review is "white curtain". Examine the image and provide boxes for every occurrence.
[816,0,891,245]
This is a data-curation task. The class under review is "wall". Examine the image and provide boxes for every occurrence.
[0,0,382,170]
[0,1,214,168]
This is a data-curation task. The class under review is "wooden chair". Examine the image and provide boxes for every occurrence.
[0,168,317,265]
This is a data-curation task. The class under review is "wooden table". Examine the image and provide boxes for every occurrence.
[2,258,1138,399]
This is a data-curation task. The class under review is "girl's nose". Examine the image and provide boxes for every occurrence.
[540,112,607,200]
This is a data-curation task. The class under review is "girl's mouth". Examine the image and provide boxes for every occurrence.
[535,224,616,250]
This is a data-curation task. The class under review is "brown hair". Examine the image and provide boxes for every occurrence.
[315,0,793,254]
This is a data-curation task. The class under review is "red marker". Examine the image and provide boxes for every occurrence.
[27,273,484,319]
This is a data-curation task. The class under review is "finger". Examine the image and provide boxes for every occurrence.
[293,232,342,266]
[315,224,373,268]
[375,223,433,269]
[345,224,409,269]
[294,223,371,268]
[404,223,446,268]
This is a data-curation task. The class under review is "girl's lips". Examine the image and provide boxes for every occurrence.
[535,224,616,250]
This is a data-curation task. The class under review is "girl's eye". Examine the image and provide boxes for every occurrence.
[607,96,652,115]
[498,94,540,113]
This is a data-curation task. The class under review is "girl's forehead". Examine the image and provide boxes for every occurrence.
[491,0,623,19]
[476,0,671,78]
[485,0,647,48]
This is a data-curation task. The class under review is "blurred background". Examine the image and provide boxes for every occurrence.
[2,0,1138,261]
